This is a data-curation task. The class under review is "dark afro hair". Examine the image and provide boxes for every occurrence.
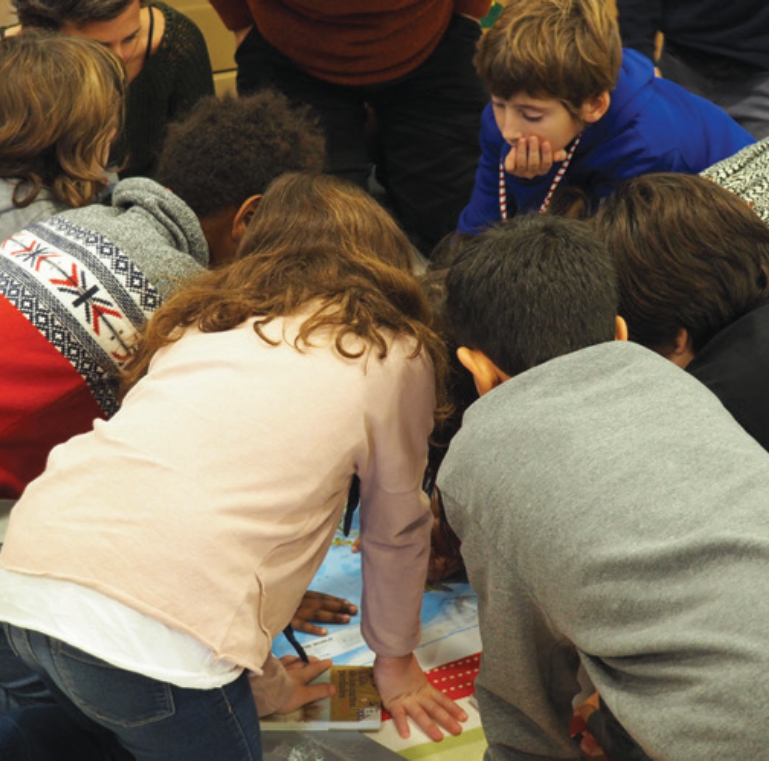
[155,90,326,219]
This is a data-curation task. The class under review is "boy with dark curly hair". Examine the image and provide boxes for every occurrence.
[156,90,325,265]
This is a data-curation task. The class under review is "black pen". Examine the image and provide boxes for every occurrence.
[282,623,310,664]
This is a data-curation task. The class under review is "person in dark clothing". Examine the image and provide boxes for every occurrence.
[616,0,769,139]
[593,171,769,451]
[207,0,491,254]
[8,0,214,177]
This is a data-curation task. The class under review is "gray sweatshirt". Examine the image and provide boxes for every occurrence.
[57,177,208,299]
[439,340,769,760]
[0,179,67,244]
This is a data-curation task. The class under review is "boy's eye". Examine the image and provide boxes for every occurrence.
[522,113,543,123]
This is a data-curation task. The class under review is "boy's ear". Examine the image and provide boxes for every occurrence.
[615,316,628,341]
[232,194,262,241]
[666,327,696,369]
[580,91,611,124]
[457,347,510,397]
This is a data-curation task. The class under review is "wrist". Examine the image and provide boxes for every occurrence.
[374,653,414,674]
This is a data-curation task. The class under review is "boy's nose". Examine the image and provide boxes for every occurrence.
[501,114,522,143]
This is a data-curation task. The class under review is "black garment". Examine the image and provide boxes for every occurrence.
[687,301,769,453]
[235,14,487,254]
[616,0,769,70]
[0,705,129,761]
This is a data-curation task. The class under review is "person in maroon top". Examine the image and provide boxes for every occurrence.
[208,0,491,254]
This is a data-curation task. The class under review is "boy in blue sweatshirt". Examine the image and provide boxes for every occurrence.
[457,0,755,233]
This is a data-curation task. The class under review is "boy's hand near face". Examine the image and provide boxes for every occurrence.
[505,136,569,179]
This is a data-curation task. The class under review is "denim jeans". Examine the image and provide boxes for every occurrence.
[0,623,52,711]
[4,624,262,760]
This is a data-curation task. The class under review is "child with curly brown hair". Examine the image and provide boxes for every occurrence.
[0,173,466,760]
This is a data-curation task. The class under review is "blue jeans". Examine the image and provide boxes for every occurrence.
[0,624,52,711]
[4,624,262,760]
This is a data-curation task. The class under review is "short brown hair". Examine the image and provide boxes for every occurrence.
[476,0,621,113]
[593,173,769,355]
[0,31,125,208]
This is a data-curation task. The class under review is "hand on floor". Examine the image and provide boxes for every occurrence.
[292,590,358,635]
[374,653,467,741]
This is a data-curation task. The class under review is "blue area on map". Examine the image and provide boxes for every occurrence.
[272,513,477,664]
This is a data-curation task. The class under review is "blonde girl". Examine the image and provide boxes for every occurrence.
[7,0,215,177]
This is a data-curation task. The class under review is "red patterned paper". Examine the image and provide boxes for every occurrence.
[381,653,481,721]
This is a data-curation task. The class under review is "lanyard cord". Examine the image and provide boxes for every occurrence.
[498,134,582,219]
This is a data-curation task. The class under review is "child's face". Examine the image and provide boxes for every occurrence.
[491,93,584,155]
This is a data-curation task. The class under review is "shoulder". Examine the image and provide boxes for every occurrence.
[58,178,208,297]
[702,140,769,224]
[155,2,208,48]
[581,74,752,180]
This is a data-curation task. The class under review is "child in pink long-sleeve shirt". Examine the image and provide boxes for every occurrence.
[0,173,465,760]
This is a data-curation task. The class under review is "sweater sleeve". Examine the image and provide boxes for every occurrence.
[616,0,662,61]
[458,102,508,234]
[357,347,435,658]
[207,0,254,31]
[248,653,295,717]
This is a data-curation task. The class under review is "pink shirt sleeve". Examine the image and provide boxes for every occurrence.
[249,653,295,717]
[357,346,435,657]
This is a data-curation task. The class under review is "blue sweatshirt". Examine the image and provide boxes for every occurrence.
[457,49,755,234]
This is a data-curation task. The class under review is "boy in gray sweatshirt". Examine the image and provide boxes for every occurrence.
[438,214,769,759]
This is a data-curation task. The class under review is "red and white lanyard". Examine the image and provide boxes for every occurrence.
[498,134,582,219]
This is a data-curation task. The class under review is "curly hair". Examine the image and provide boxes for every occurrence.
[0,31,125,208]
[155,91,326,220]
[121,173,446,412]
[13,0,144,29]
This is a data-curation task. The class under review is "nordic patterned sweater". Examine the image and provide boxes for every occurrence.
[0,178,208,498]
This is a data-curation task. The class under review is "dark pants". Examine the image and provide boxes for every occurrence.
[587,697,653,761]
[236,15,488,254]
[1,625,262,761]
